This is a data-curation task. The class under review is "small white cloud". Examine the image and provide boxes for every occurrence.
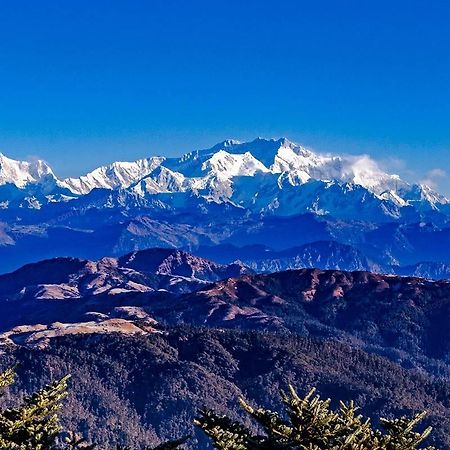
[427,168,446,178]
[420,168,447,189]
[378,156,416,178]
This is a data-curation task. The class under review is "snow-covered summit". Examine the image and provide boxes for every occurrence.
[0,138,447,219]
[0,153,56,188]
[61,156,165,195]
[201,150,269,179]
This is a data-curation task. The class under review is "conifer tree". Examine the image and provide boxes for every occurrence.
[0,366,436,449]
[195,386,435,450]
[0,368,70,450]
[0,367,188,450]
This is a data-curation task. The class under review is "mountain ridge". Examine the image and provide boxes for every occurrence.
[0,138,448,273]
[0,247,251,301]
[2,255,450,375]
[0,138,447,218]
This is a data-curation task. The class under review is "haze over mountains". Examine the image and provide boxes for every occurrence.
[0,137,449,276]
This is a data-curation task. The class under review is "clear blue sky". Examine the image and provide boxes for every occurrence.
[0,0,449,194]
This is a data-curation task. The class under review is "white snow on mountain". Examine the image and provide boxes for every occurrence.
[197,138,405,196]
[132,166,186,195]
[201,150,269,179]
[61,156,165,195]
[0,153,56,188]
[0,138,448,218]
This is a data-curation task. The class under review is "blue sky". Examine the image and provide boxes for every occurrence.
[0,1,449,194]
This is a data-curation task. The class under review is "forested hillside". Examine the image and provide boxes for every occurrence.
[1,327,447,448]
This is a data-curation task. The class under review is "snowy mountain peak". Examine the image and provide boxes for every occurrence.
[201,150,269,178]
[220,139,241,148]
[0,138,447,220]
[204,139,241,153]
[132,166,186,195]
[0,153,55,188]
[403,183,450,207]
[62,156,165,195]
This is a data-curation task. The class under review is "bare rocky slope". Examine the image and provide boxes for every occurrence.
[0,248,250,344]
[2,254,450,374]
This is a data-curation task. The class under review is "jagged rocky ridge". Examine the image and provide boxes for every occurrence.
[196,240,450,279]
[0,248,250,346]
[0,247,250,300]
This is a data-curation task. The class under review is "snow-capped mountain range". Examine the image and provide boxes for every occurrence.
[0,138,448,220]
[0,137,450,275]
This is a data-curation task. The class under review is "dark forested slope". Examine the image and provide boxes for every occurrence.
[1,328,449,449]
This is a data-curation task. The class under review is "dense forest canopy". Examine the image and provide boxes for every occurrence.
[0,328,446,449]
[0,359,436,449]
